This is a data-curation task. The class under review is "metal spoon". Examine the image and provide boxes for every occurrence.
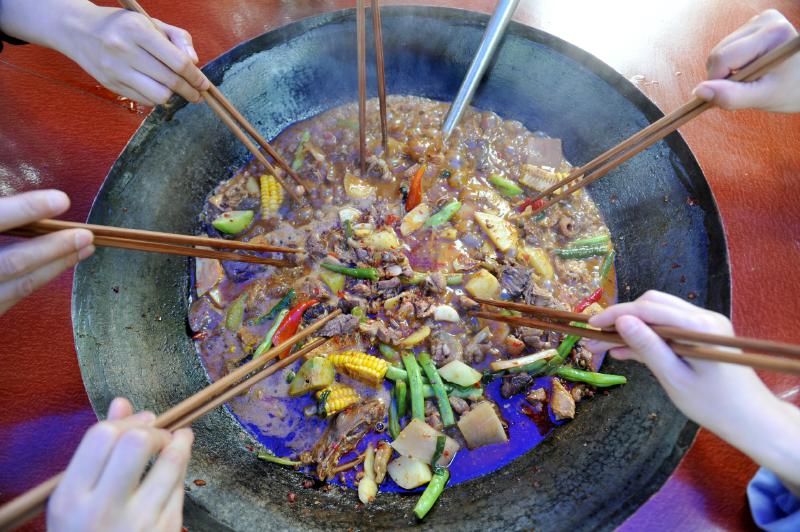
[441,0,521,139]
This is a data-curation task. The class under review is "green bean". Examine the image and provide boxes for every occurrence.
[226,294,246,331]
[321,261,379,281]
[379,343,400,360]
[556,367,627,387]
[402,352,425,421]
[254,308,289,357]
[343,219,353,240]
[388,396,401,439]
[257,452,302,467]
[291,130,310,171]
[555,243,609,260]
[543,334,582,375]
[599,249,616,283]
[488,174,523,197]
[395,379,408,418]
[402,271,427,285]
[569,234,610,248]
[431,435,446,466]
[508,358,549,375]
[423,200,462,228]
[422,383,483,400]
[413,467,449,519]
[385,365,408,381]
[445,274,463,286]
[419,352,455,428]
[256,288,296,324]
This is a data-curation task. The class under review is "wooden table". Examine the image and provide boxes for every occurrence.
[1,1,798,529]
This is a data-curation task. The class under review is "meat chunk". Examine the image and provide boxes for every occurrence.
[188,297,223,332]
[426,411,444,432]
[523,281,562,309]
[501,373,532,399]
[376,277,401,293]
[526,387,546,403]
[464,327,492,364]
[338,292,367,313]
[366,155,393,181]
[310,398,386,480]
[499,266,532,298]
[359,319,403,345]
[318,314,360,337]
[550,379,575,420]
[430,331,464,366]
[306,233,328,260]
[456,295,480,311]
[448,396,470,415]
[423,272,447,295]
[558,216,577,237]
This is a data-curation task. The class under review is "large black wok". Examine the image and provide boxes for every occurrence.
[73,7,730,531]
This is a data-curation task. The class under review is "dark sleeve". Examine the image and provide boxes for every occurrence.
[0,31,26,53]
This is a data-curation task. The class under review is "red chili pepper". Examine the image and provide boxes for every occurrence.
[385,213,399,225]
[272,299,319,359]
[192,331,207,341]
[517,197,545,213]
[574,287,603,313]
[405,163,427,211]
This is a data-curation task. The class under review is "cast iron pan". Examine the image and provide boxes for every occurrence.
[73,7,730,531]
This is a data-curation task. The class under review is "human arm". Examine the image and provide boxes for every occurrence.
[587,290,800,496]
[0,0,209,105]
[47,397,193,531]
[693,9,800,112]
[0,190,94,317]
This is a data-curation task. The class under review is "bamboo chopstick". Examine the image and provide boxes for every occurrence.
[356,0,368,176]
[371,0,388,155]
[21,219,302,254]
[0,310,341,529]
[356,0,389,172]
[473,297,800,360]
[117,0,309,200]
[524,35,800,215]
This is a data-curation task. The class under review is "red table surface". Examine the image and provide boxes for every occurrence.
[1,1,799,530]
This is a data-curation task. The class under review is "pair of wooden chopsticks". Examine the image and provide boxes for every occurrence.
[0,310,341,530]
[523,35,800,215]
[3,219,300,267]
[471,297,800,376]
[118,0,310,202]
[356,0,388,175]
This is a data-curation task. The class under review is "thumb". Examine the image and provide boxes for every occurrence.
[615,315,693,387]
[693,78,773,111]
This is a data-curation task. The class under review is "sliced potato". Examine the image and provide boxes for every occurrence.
[399,325,431,347]
[344,173,376,199]
[387,456,432,490]
[457,401,508,449]
[391,419,460,467]
[519,246,554,280]
[400,203,431,236]
[433,305,460,323]
[288,357,335,396]
[365,228,401,251]
[196,258,223,297]
[490,348,557,371]
[465,269,500,299]
[338,206,362,224]
[474,211,518,252]
[437,360,482,387]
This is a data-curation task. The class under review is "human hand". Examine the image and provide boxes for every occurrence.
[693,9,800,112]
[586,290,800,486]
[47,398,194,532]
[0,190,94,317]
[61,4,210,106]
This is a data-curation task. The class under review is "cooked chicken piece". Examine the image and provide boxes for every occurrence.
[550,379,575,420]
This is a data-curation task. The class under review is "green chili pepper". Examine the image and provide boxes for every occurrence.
[285,370,296,384]
[388,396,401,439]
[402,271,428,285]
[508,358,549,375]
[395,379,408,418]
[556,366,627,387]
[343,219,353,240]
[599,249,616,283]
[445,274,463,286]
[569,234,610,248]
[542,333,582,375]
[413,466,449,519]
[254,308,289,357]
[291,130,310,171]
[402,352,425,421]
[488,174,523,197]
[321,261,379,281]
[424,200,462,228]
[256,289,296,324]
[257,452,302,467]
[419,352,455,428]
[336,119,359,130]
[555,243,609,260]
[226,293,247,331]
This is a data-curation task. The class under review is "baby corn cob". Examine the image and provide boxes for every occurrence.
[328,351,389,385]
[259,174,284,218]
[316,384,360,416]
